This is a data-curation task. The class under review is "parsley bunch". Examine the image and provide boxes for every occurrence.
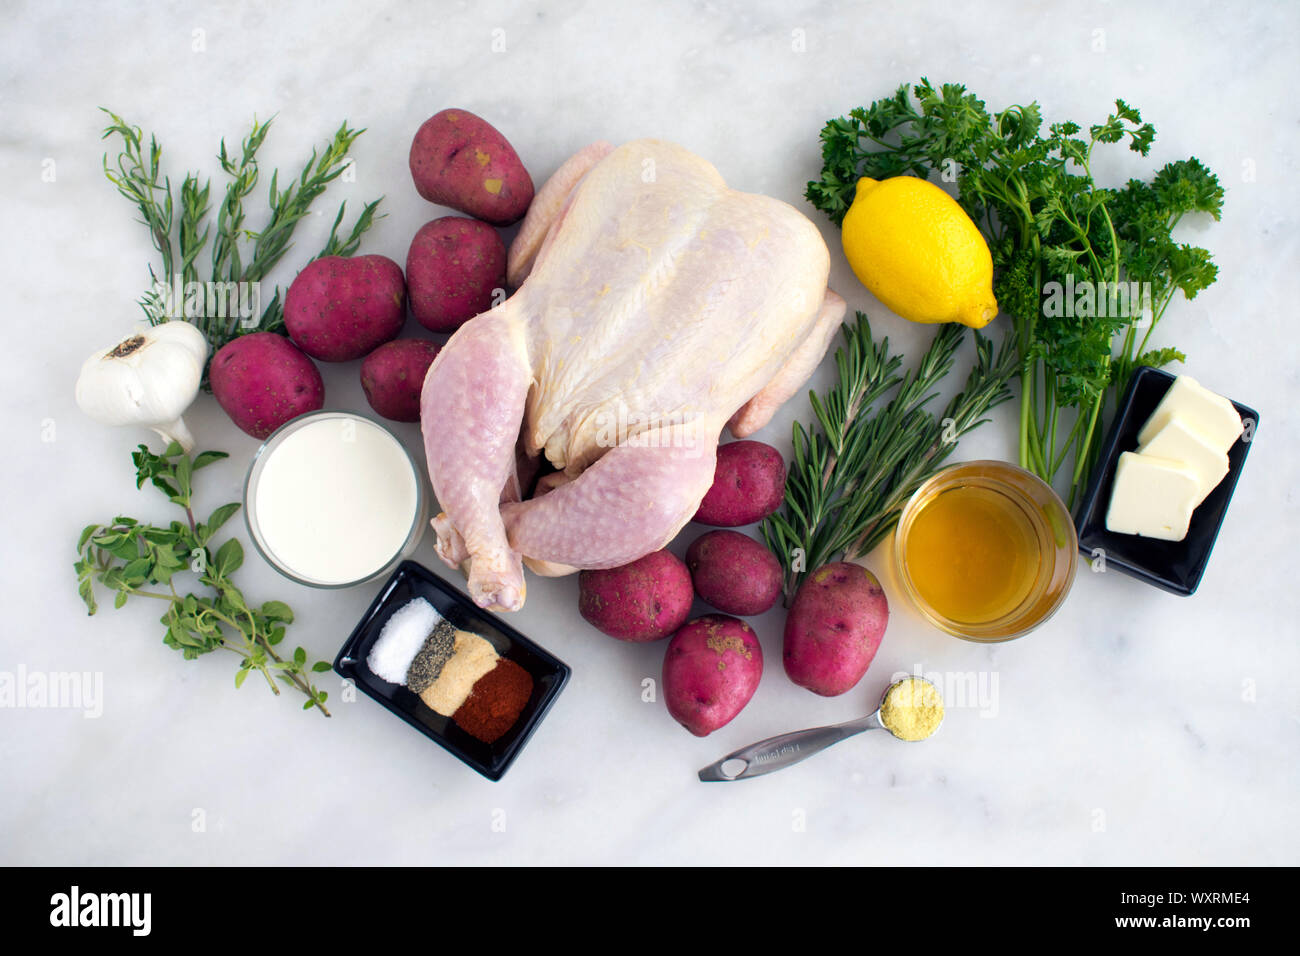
[809,80,1224,504]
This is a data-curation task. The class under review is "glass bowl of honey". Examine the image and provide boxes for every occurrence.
[893,460,1077,642]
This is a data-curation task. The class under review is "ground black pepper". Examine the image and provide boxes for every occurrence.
[405,620,457,694]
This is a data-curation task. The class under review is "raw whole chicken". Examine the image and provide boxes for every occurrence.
[420,139,846,611]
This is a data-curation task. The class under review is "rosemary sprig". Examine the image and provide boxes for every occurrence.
[99,109,384,376]
[74,442,332,716]
[761,312,1017,602]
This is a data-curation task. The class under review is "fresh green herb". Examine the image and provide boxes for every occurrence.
[808,80,1223,504]
[100,109,383,381]
[74,442,332,716]
[761,312,1016,602]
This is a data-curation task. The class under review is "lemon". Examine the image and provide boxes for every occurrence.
[840,176,998,328]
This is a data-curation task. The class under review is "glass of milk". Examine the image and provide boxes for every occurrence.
[243,410,427,588]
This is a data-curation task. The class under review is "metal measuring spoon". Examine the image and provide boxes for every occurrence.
[696,676,943,782]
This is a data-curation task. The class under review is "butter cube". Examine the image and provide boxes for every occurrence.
[1105,452,1200,542]
[1137,415,1229,506]
[1137,375,1243,452]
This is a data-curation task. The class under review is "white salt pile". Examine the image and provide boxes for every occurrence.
[366,598,443,684]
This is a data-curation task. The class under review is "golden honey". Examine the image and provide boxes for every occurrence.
[903,485,1039,624]
[893,461,1077,642]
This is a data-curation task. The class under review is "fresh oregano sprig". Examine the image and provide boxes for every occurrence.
[74,442,332,716]
[100,109,384,378]
[761,312,1016,602]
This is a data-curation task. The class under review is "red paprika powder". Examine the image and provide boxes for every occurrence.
[452,658,534,744]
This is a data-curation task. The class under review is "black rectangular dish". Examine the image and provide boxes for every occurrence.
[1073,366,1258,596]
[333,559,570,780]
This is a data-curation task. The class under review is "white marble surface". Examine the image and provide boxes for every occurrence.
[2,0,1297,865]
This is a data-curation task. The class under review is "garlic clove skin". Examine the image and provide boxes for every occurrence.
[75,321,209,454]
[149,418,196,453]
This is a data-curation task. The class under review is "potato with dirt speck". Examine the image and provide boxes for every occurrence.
[284,254,406,362]
[685,529,782,615]
[578,549,693,642]
[360,338,441,423]
[692,439,786,526]
[663,615,763,736]
[210,332,324,439]
[783,562,889,697]
[409,109,534,226]
[406,216,506,333]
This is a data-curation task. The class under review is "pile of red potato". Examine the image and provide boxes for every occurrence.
[205,107,890,739]
[581,439,889,737]
[208,108,533,437]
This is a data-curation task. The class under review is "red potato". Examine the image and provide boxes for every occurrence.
[409,109,535,226]
[685,530,782,616]
[578,550,693,642]
[283,254,406,362]
[663,615,763,736]
[693,439,787,526]
[210,332,324,439]
[360,338,442,423]
[783,562,889,697]
[406,217,506,333]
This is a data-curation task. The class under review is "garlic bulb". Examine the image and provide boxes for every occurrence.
[75,321,209,453]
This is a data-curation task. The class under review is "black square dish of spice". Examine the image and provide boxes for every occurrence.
[334,559,571,781]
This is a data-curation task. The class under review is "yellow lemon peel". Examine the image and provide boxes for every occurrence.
[841,176,998,329]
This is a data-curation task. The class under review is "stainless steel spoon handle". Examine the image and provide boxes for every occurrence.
[697,713,883,782]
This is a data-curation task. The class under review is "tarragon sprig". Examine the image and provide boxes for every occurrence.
[100,109,384,377]
[74,442,332,716]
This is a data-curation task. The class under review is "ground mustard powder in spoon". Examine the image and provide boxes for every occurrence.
[880,677,945,741]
